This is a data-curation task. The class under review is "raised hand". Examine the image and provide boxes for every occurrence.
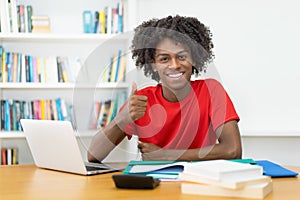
[128,82,148,121]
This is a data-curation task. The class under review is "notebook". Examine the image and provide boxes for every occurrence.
[20,119,122,175]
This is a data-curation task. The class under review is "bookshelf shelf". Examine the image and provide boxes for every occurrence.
[0,82,129,89]
[0,131,97,138]
[0,132,25,138]
[0,33,129,43]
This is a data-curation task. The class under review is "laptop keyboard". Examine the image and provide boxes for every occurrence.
[85,165,110,171]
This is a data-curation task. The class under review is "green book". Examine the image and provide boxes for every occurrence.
[26,5,33,33]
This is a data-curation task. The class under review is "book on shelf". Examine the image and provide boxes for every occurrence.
[26,5,33,32]
[31,15,51,33]
[0,0,10,33]
[0,98,73,131]
[9,0,18,33]
[0,0,33,33]
[83,1,124,34]
[83,10,93,33]
[100,50,126,83]
[1,148,7,165]
[1,48,83,83]
[181,180,273,199]
[0,46,3,82]
[1,147,18,165]
[88,101,101,129]
[93,11,99,33]
[89,91,127,130]
[109,52,119,83]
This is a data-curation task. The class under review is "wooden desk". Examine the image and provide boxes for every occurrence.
[0,164,299,200]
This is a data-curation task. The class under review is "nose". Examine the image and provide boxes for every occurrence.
[168,58,180,70]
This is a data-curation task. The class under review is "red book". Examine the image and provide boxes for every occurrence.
[1,148,7,165]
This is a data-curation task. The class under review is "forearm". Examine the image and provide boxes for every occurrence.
[141,143,241,161]
[177,142,242,161]
[87,120,126,162]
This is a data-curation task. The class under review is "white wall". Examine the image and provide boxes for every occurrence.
[134,0,300,165]
[135,0,300,134]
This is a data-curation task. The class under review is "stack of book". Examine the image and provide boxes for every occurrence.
[179,160,273,199]
[31,15,51,33]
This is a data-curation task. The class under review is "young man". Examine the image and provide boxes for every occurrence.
[88,15,242,162]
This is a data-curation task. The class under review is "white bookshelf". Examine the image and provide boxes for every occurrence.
[0,0,139,164]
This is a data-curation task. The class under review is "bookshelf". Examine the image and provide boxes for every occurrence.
[0,0,139,164]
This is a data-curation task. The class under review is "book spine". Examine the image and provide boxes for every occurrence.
[1,148,7,165]
[82,10,93,33]
[26,5,33,33]
[0,46,3,82]
[4,100,11,131]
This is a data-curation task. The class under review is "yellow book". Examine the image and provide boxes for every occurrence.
[40,99,45,120]
[37,57,41,82]
[12,148,18,165]
[106,100,115,124]
[2,52,6,82]
[117,55,126,82]
[110,53,118,82]
[99,10,106,34]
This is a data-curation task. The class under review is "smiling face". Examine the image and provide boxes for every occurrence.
[153,38,194,101]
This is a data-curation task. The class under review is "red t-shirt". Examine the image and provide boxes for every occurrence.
[123,79,239,149]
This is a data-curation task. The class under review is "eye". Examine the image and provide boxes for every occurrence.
[159,56,169,63]
[178,54,187,61]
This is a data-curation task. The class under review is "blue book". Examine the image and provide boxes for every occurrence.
[17,53,21,82]
[93,11,99,33]
[114,50,122,82]
[28,55,34,82]
[256,160,299,177]
[55,98,63,120]
[6,52,12,82]
[83,10,93,33]
[123,160,186,180]
[4,100,11,131]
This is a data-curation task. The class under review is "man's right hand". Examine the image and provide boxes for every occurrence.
[128,82,148,121]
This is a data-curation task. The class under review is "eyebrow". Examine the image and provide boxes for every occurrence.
[155,50,189,57]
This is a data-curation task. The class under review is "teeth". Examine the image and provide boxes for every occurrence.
[168,73,183,78]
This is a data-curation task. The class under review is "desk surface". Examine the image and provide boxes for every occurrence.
[0,164,299,200]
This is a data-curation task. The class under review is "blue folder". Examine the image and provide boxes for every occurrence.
[255,160,299,178]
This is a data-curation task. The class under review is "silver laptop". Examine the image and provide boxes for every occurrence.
[20,119,121,175]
